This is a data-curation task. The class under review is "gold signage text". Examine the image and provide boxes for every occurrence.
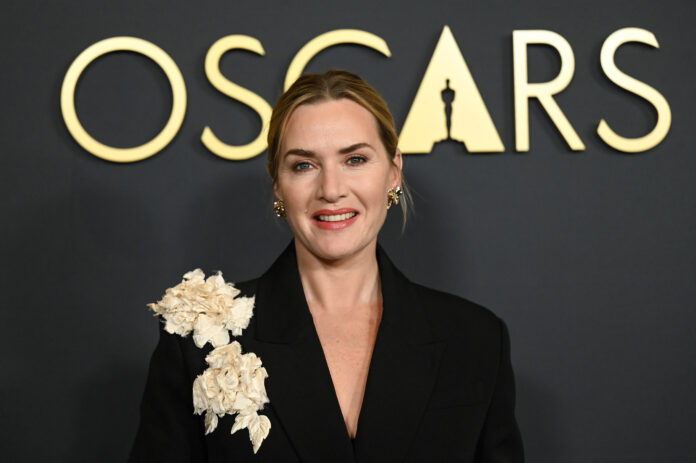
[61,37,186,163]
[61,27,671,162]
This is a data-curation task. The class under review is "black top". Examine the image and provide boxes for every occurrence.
[129,241,524,462]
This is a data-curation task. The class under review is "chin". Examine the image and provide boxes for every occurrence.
[300,236,373,262]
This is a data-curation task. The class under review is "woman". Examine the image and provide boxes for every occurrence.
[130,70,524,462]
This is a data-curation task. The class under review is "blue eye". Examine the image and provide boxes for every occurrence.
[293,161,312,171]
[347,155,366,165]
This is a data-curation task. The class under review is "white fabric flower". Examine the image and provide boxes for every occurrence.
[192,342,270,453]
[231,411,272,454]
[149,269,270,453]
[148,269,254,348]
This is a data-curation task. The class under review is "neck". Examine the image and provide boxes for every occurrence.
[294,239,382,316]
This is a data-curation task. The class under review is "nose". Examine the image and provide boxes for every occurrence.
[318,164,346,203]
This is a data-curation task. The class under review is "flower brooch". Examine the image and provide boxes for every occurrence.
[148,269,270,453]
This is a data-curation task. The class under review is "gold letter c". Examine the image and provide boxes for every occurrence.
[284,30,391,91]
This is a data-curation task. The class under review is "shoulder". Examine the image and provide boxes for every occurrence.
[232,276,260,299]
[409,281,506,347]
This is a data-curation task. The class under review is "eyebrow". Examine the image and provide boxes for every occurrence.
[284,143,376,158]
[339,142,375,154]
[284,148,315,158]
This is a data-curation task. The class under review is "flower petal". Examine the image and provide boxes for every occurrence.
[204,411,219,434]
[193,314,230,348]
[248,413,271,454]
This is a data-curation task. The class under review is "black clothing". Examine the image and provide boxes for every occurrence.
[129,242,524,462]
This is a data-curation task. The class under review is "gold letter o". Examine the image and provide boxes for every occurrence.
[60,37,187,163]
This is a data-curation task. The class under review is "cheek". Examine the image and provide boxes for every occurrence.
[281,186,314,224]
[362,182,388,212]
[277,176,306,203]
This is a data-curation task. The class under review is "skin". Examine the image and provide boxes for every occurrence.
[273,98,403,438]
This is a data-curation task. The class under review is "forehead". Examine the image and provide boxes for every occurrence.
[281,98,382,152]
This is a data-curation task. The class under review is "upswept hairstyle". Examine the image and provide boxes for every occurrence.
[266,69,412,225]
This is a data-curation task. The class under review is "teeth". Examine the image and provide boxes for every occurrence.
[317,212,357,222]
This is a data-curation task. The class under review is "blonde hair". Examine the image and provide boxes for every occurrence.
[267,69,412,225]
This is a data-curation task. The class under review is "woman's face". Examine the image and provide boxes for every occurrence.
[274,98,402,263]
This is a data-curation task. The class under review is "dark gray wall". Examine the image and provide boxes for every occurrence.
[2,0,694,461]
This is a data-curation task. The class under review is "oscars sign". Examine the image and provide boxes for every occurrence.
[60,26,671,163]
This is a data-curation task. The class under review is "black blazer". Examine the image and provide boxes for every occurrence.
[130,242,524,462]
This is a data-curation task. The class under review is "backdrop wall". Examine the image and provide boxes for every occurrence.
[2,1,694,461]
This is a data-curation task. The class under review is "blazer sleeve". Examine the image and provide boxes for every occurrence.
[129,324,208,463]
[475,318,525,463]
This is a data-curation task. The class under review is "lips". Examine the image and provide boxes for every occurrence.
[312,208,359,230]
[317,212,357,222]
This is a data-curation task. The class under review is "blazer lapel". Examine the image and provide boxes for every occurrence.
[353,245,445,462]
[251,242,444,462]
[252,243,355,463]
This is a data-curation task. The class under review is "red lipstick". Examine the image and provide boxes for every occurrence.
[312,208,359,230]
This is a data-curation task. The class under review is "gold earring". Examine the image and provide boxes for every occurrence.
[386,186,403,209]
[273,199,286,217]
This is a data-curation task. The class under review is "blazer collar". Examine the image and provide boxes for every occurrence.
[252,240,314,344]
[251,241,444,463]
[253,240,438,346]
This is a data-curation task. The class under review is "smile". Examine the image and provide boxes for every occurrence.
[312,209,359,230]
[316,212,357,222]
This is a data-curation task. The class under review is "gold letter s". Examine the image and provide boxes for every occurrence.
[598,28,671,153]
[201,35,272,160]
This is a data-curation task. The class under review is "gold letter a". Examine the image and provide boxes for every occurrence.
[399,26,504,154]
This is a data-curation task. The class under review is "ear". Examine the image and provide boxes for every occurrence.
[391,148,403,188]
[273,181,281,200]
